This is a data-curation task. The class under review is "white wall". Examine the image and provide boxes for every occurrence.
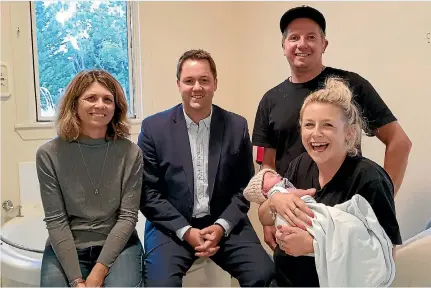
[2,1,431,245]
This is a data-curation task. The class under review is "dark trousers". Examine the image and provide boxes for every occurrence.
[143,216,275,287]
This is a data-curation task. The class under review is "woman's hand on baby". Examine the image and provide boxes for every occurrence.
[275,225,314,256]
[270,189,316,230]
[288,188,316,199]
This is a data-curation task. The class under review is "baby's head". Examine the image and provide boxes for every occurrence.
[243,168,283,204]
[262,171,283,194]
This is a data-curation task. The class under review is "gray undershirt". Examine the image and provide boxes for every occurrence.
[36,135,143,282]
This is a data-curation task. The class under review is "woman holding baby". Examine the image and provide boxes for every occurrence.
[254,78,402,287]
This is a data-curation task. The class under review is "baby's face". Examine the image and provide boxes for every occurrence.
[262,172,283,193]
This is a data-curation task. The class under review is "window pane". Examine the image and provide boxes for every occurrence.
[33,1,133,119]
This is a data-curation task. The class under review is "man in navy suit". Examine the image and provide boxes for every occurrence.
[138,49,275,287]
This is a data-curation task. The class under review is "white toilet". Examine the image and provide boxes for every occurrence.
[1,202,47,287]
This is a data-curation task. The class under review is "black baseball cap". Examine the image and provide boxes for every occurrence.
[280,6,326,34]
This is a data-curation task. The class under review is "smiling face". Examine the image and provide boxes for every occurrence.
[177,59,217,119]
[282,18,328,72]
[300,102,351,165]
[77,81,115,137]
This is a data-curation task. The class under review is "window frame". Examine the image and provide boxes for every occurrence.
[11,1,143,140]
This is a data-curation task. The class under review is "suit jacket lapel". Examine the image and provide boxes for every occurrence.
[208,106,224,199]
[173,105,194,200]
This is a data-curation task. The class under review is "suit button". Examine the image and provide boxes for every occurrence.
[188,205,192,209]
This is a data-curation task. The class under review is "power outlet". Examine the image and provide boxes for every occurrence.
[1,62,11,99]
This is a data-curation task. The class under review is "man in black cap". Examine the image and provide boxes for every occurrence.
[252,5,411,250]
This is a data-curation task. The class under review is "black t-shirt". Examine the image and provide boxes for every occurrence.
[252,67,397,176]
[273,153,402,287]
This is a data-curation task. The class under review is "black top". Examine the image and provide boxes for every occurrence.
[273,152,402,287]
[252,67,397,176]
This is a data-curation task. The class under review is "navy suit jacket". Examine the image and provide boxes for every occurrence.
[138,104,257,247]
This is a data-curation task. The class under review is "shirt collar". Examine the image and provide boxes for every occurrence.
[183,106,212,130]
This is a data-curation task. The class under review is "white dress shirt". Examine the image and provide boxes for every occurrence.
[176,107,232,240]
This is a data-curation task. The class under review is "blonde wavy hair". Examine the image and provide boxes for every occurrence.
[299,77,364,156]
[55,69,130,141]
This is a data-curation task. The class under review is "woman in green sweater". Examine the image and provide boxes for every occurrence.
[36,70,143,287]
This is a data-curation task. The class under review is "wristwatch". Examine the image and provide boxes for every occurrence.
[69,278,85,287]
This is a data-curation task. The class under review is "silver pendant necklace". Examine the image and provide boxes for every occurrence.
[77,140,111,195]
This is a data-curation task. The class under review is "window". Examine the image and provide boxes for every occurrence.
[31,1,137,121]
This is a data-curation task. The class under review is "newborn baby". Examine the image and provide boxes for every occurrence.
[243,168,314,227]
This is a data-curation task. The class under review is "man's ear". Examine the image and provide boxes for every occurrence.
[177,79,181,92]
[323,39,329,53]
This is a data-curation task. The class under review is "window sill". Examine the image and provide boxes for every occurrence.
[15,120,143,141]
[15,122,56,140]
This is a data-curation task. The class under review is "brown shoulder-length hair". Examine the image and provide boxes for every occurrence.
[55,69,130,141]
